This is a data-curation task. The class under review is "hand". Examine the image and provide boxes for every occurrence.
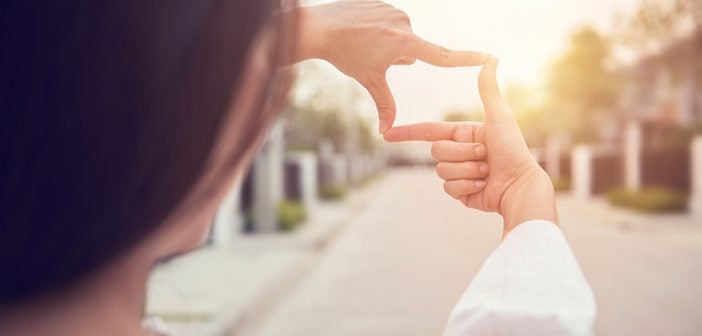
[430,135,491,201]
[295,1,490,133]
[383,58,557,236]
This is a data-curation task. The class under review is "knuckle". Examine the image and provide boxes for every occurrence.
[383,27,412,43]
[443,181,452,194]
[421,124,433,140]
[444,182,459,199]
[465,195,474,204]
[431,143,441,159]
[436,162,447,178]
[458,143,472,158]
[466,162,483,175]
[375,101,389,112]
[461,195,471,207]
[395,11,411,24]
[397,31,414,45]
[380,27,400,38]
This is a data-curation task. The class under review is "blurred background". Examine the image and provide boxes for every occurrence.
[146,0,702,335]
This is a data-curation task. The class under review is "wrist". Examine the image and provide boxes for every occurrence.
[294,6,328,62]
[499,168,557,238]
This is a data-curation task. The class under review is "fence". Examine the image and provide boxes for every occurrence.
[641,149,691,193]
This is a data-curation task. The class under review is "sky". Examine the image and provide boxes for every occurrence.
[298,0,642,126]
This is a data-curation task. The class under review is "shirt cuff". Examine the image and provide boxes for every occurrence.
[443,220,596,336]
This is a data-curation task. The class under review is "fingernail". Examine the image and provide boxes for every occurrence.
[475,180,486,188]
[379,119,387,134]
[474,145,487,157]
[480,164,489,174]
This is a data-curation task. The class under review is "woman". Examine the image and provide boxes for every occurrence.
[0,0,593,335]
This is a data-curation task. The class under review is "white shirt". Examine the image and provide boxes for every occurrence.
[444,220,596,336]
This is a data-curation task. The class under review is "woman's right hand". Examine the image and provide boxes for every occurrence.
[383,58,557,237]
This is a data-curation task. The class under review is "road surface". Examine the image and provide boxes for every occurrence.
[246,168,702,336]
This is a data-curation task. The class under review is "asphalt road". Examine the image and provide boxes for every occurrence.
[247,168,702,336]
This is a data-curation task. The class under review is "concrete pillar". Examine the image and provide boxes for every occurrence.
[211,178,244,246]
[347,156,357,186]
[318,139,334,163]
[348,153,372,185]
[691,136,702,217]
[572,145,592,199]
[624,122,642,192]
[285,151,319,212]
[545,136,562,179]
[252,122,285,232]
[318,139,348,189]
[679,75,696,124]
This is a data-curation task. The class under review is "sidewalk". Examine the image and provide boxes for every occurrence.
[557,194,700,231]
[146,179,378,336]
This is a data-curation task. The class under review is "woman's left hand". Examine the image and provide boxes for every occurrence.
[294,0,490,133]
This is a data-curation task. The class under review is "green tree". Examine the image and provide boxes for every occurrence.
[283,105,347,152]
[616,0,702,88]
[504,84,553,147]
[442,85,554,146]
[285,106,377,154]
[617,0,701,53]
[547,27,621,143]
[285,61,381,154]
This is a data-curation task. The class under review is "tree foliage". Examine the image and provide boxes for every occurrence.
[284,61,378,154]
[617,0,701,53]
[284,106,347,152]
[546,27,621,143]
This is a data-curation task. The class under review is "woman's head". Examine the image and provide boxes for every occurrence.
[0,0,295,305]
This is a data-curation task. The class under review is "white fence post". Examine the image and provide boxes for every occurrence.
[624,122,642,191]
[692,136,702,218]
[211,179,244,246]
[318,139,349,189]
[252,122,285,232]
[285,152,319,212]
[572,145,592,199]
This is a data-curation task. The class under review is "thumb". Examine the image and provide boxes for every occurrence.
[365,76,396,134]
[478,57,513,123]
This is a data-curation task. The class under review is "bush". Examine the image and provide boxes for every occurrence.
[319,184,347,200]
[277,200,307,232]
[359,174,383,188]
[607,187,688,213]
[552,178,571,192]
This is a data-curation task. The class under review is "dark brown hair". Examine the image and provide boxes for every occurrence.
[0,0,295,304]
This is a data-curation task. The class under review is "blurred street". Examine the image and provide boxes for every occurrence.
[243,167,702,336]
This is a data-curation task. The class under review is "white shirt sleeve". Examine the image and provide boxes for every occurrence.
[443,220,596,336]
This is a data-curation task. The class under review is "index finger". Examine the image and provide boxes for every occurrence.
[410,36,490,67]
[383,122,479,142]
